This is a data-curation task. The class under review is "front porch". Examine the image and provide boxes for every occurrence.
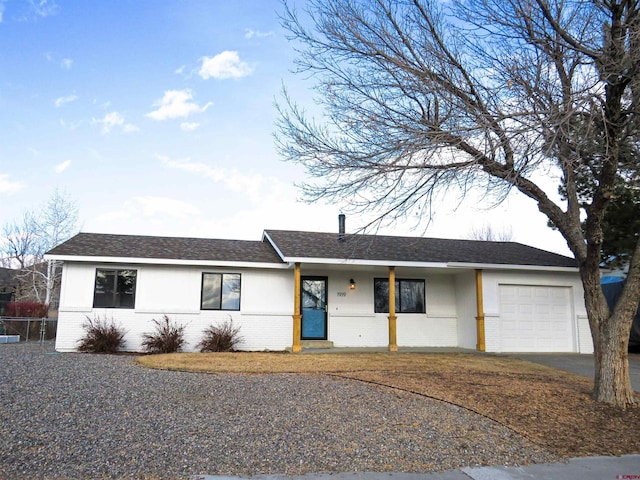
[289,262,486,353]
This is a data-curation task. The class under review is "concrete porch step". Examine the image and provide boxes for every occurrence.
[301,340,334,350]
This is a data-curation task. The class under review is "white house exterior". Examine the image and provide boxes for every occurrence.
[46,221,593,354]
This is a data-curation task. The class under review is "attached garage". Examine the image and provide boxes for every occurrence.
[499,284,574,352]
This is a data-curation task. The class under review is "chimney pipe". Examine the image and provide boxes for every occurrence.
[338,214,346,241]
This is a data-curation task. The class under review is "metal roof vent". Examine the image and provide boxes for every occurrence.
[338,214,346,241]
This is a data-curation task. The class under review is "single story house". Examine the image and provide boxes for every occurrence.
[46,217,592,354]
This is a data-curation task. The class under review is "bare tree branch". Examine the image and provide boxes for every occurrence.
[1,188,79,310]
[277,0,640,407]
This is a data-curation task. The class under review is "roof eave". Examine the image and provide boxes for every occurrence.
[279,257,450,268]
[264,256,578,271]
[446,262,579,272]
[44,254,289,269]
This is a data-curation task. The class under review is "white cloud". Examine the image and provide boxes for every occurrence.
[54,160,71,173]
[90,196,202,233]
[44,52,71,69]
[159,155,270,204]
[180,122,200,132]
[133,196,201,220]
[0,174,25,194]
[54,94,78,107]
[93,99,111,108]
[29,0,59,17]
[159,155,225,181]
[244,29,274,39]
[0,1,7,22]
[199,51,253,80]
[94,111,138,134]
[97,112,123,133]
[92,209,132,225]
[59,118,82,130]
[146,89,212,121]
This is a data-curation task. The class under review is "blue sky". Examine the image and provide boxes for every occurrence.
[0,0,571,255]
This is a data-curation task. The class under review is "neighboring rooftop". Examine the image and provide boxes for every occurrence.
[47,230,577,269]
[0,267,15,288]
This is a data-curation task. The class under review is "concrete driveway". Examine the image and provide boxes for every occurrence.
[508,352,640,392]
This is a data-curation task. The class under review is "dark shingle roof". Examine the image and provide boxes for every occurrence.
[47,233,285,264]
[264,230,577,268]
[47,230,578,269]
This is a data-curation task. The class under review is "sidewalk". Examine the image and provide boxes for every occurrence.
[191,455,640,480]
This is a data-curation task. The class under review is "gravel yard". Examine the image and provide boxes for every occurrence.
[0,342,557,480]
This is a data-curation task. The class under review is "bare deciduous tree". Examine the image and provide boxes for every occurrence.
[2,212,39,269]
[468,224,514,242]
[1,189,79,310]
[277,0,640,407]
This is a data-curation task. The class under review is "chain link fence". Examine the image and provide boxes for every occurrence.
[0,317,57,342]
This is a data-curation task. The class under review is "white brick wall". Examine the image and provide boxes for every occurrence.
[55,261,588,353]
[55,263,294,352]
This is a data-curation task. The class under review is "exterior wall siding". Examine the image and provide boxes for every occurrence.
[576,314,593,354]
[55,309,293,352]
[330,314,388,347]
[55,263,293,352]
[454,271,479,350]
[396,274,458,347]
[484,314,501,352]
[321,269,459,348]
[396,314,457,347]
[55,260,589,353]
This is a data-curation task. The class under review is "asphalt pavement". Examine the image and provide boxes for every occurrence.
[508,352,640,392]
[191,455,640,480]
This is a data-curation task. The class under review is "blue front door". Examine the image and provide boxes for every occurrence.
[302,277,327,340]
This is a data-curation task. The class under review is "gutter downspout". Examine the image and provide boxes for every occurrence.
[476,269,486,352]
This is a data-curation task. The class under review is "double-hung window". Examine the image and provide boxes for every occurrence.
[374,278,425,313]
[93,269,137,308]
[201,273,241,310]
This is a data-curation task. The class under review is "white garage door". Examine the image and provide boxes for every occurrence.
[499,285,574,352]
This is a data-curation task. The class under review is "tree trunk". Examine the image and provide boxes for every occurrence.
[582,259,639,408]
[593,326,636,407]
[45,259,53,306]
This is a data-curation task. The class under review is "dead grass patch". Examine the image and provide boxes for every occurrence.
[137,351,640,458]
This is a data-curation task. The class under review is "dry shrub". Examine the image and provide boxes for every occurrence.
[198,318,243,352]
[141,315,186,354]
[77,315,126,353]
[4,302,49,318]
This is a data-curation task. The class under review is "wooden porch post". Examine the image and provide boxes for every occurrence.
[292,262,302,353]
[475,269,486,352]
[388,266,398,352]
